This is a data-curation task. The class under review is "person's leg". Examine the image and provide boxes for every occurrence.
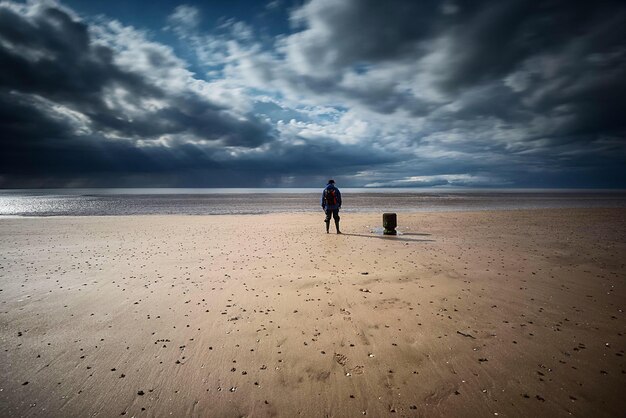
[324,209,331,233]
[333,209,341,234]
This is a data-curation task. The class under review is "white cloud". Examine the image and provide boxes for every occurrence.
[364,174,507,188]
[92,20,195,93]
[22,92,92,135]
[166,5,200,35]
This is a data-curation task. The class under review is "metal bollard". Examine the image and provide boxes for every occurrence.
[383,213,397,235]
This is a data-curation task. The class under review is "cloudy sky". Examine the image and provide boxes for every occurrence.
[0,0,624,188]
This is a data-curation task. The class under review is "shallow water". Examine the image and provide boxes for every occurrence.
[369,227,405,235]
[0,188,625,216]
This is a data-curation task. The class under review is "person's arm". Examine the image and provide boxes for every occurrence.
[321,190,326,208]
[337,189,342,208]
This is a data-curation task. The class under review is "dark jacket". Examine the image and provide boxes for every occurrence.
[321,184,342,210]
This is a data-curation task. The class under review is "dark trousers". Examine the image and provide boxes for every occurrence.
[325,208,340,222]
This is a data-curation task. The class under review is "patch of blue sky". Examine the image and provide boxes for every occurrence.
[253,100,309,123]
[64,0,293,37]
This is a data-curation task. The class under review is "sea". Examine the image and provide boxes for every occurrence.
[1,188,625,217]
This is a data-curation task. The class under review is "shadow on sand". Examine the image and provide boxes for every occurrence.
[341,233,435,243]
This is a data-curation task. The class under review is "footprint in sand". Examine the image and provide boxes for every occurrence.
[334,353,364,375]
[334,353,348,366]
[339,308,352,321]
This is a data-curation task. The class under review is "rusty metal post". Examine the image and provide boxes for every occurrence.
[383,213,397,235]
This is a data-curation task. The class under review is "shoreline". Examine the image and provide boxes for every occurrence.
[2,204,626,218]
[1,208,625,417]
[2,190,626,218]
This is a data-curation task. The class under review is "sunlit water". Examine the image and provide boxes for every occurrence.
[1,188,625,216]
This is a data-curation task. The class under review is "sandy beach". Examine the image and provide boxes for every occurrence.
[1,208,625,417]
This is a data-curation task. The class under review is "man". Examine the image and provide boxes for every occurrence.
[321,179,342,234]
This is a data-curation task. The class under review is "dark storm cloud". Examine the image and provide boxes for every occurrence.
[0,7,150,98]
[221,136,399,174]
[0,91,219,182]
[287,0,625,84]
[0,0,393,188]
[0,1,272,176]
[439,1,624,92]
[0,1,403,187]
[1,0,625,188]
[282,0,626,125]
[287,0,439,71]
[263,0,626,187]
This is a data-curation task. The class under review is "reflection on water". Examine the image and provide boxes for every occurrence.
[369,227,406,235]
[0,189,625,216]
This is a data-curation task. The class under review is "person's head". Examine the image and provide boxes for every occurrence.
[327,179,335,185]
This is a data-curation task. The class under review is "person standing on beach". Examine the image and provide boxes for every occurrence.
[321,179,342,234]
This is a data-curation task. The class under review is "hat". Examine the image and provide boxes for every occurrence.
[328,179,335,184]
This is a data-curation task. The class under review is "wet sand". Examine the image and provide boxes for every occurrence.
[1,208,625,417]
